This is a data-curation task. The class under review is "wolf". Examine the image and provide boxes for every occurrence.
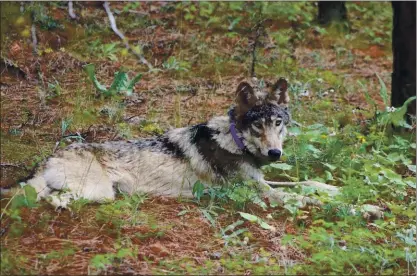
[26,77,364,212]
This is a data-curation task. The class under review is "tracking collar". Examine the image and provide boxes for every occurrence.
[228,109,247,152]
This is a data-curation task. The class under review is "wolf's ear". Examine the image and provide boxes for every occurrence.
[235,82,257,116]
[268,78,289,106]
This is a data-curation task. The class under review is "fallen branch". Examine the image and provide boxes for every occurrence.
[250,23,262,78]
[0,162,24,168]
[103,1,153,70]
[30,12,46,105]
[249,14,267,78]
[31,23,37,53]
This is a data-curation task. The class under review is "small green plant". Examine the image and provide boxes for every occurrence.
[358,75,416,131]
[90,247,135,274]
[60,117,72,136]
[162,56,190,72]
[116,122,132,139]
[139,121,164,135]
[40,247,76,264]
[238,212,275,231]
[217,220,248,246]
[1,184,38,221]
[47,78,61,98]
[60,117,84,143]
[192,180,205,202]
[95,193,147,228]
[84,64,142,97]
[99,43,119,61]
[68,198,90,216]
[30,4,63,30]
[122,2,140,13]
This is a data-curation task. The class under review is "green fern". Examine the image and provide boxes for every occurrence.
[390,96,416,128]
[84,64,142,97]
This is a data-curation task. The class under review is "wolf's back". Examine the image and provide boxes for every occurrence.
[26,137,197,204]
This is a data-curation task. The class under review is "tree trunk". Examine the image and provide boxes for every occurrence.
[317,1,347,25]
[391,1,416,120]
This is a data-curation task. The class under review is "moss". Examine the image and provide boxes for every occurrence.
[312,100,333,111]
[334,111,354,128]
[140,122,164,135]
[0,133,51,164]
[71,108,100,129]
[321,70,341,86]
[1,132,54,184]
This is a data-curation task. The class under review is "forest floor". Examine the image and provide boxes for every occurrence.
[1,2,415,275]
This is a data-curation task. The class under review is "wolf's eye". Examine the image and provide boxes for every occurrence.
[275,120,282,126]
[253,121,263,129]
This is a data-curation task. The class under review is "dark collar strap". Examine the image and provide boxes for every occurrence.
[228,109,246,151]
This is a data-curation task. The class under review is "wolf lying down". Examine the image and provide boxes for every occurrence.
[27,77,383,218]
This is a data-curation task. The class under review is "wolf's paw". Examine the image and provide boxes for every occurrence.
[348,204,385,220]
[266,190,322,208]
[47,193,75,211]
[264,180,340,197]
[358,204,385,220]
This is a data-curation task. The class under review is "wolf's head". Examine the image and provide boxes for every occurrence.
[231,77,291,162]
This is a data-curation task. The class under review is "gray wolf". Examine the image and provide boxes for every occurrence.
[26,77,351,211]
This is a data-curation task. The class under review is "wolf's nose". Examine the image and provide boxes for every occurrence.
[268,149,282,159]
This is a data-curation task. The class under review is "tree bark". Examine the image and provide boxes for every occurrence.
[391,1,416,119]
[317,1,347,25]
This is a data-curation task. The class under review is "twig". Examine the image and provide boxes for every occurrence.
[250,18,266,78]
[0,222,10,237]
[30,11,46,105]
[0,189,21,220]
[127,9,149,16]
[68,1,77,19]
[182,94,197,103]
[103,1,153,70]
[31,24,38,52]
[0,163,24,168]
[187,117,194,125]
[52,141,60,154]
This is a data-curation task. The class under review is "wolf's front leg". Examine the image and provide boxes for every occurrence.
[264,180,340,197]
[258,180,322,208]
[47,192,78,210]
[262,179,384,218]
[260,181,384,218]
[240,164,321,208]
[241,165,384,218]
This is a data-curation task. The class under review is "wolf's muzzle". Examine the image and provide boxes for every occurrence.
[268,149,282,160]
